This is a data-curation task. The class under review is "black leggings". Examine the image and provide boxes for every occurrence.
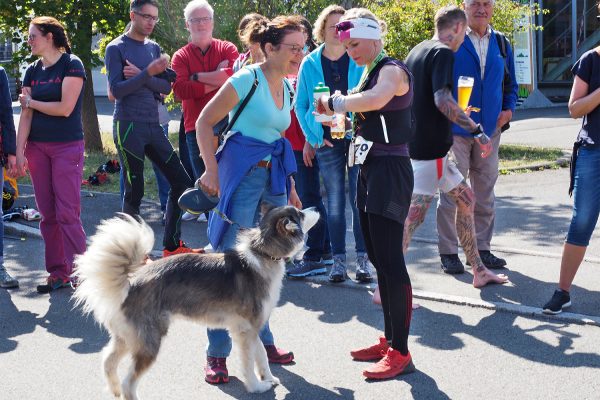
[115,120,193,250]
[359,210,412,355]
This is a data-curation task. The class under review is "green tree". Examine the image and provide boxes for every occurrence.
[370,0,543,61]
[0,0,129,151]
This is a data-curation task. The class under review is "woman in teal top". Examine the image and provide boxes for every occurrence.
[195,15,304,385]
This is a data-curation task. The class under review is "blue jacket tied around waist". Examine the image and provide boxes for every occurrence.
[207,132,297,249]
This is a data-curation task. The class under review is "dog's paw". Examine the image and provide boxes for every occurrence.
[246,380,273,393]
[107,384,121,398]
[266,376,280,386]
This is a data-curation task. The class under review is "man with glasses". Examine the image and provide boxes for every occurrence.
[172,0,238,220]
[105,0,203,256]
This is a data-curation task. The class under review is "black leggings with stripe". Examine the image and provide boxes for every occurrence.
[359,210,412,355]
[115,120,193,250]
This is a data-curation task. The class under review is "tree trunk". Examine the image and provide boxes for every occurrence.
[81,67,103,152]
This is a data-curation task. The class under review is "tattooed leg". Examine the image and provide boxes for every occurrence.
[447,182,508,288]
[403,194,434,253]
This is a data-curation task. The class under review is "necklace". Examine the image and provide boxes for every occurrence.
[261,65,283,97]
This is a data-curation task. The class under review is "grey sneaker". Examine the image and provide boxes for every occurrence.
[355,255,374,283]
[328,257,347,283]
[0,267,18,288]
[286,259,327,279]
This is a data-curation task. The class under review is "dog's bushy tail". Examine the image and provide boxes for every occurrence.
[73,213,154,326]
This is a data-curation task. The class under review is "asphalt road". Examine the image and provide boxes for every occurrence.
[2,239,600,400]
[3,100,600,399]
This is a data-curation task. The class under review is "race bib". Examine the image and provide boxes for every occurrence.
[348,136,373,167]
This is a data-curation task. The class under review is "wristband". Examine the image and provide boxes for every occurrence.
[331,94,347,113]
[470,123,483,137]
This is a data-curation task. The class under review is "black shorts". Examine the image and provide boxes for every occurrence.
[357,155,413,224]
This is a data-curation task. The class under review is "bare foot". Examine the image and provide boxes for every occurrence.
[372,286,381,305]
[472,266,508,288]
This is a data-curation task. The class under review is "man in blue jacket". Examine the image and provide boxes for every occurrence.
[436,0,518,272]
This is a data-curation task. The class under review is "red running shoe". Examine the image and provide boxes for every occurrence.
[163,241,205,258]
[204,356,229,384]
[265,345,294,364]
[363,348,415,380]
[350,336,389,361]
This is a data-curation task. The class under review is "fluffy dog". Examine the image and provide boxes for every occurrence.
[73,206,319,399]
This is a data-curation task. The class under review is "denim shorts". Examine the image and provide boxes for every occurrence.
[566,146,600,246]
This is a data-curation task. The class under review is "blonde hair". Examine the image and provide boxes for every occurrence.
[339,8,387,37]
[313,5,345,43]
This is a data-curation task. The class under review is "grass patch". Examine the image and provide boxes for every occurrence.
[19,131,181,200]
[498,144,564,172]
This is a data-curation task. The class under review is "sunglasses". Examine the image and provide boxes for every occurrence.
[335,20,354,34]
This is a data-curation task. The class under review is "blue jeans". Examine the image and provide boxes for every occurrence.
[207,165,286,357]
[316,139,365,258]
[293,150,331,260]
[118,123,171,212]
[566,146,600,246]
[186,118,228,180]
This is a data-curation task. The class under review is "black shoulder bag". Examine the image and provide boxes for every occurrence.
[496,31,513,132]
[217,69,259,142]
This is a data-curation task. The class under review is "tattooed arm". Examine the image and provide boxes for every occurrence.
[433,87,477,132]
[434,87,492,158]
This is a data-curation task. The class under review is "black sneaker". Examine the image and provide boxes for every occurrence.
[478,250,507,269]
[542,289,571,315]
[36,277,72,294]
[440,254,465,275]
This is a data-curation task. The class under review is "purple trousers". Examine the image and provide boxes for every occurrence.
[26,140,87,281]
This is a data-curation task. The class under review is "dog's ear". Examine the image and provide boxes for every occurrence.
[277,217,299,235]
[260,202,276,219]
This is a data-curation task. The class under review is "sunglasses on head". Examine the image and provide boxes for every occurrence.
[335,20,354,34]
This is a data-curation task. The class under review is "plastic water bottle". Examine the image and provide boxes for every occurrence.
[313,82,332,123]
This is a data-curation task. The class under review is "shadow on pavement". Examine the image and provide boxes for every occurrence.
[0,290,39,353]
[412,305,600,369]
[38,291,108,354]
[479,270,600,316]
[217,367,356,399]
[485,195,570,250]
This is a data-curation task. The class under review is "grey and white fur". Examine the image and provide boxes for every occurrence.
[73,206,319,399]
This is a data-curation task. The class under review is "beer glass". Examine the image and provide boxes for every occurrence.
[457,76,474,110]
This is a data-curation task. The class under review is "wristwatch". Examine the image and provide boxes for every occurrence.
[470,123,483,138]
[327,96,334,113]
[191,73,198,81]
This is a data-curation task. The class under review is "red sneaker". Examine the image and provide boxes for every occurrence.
[163,241,205,258]
[363,348,415,380]
[204,356,229,384]
[350,336,389,361]
[265,344,294,364]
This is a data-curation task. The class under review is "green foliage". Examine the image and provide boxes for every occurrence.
[0,0,129,73]
[370,0,544,61]
[151,0,358,56]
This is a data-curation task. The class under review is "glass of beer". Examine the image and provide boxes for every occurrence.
[330,113,346,139]
[457,76,474,111]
